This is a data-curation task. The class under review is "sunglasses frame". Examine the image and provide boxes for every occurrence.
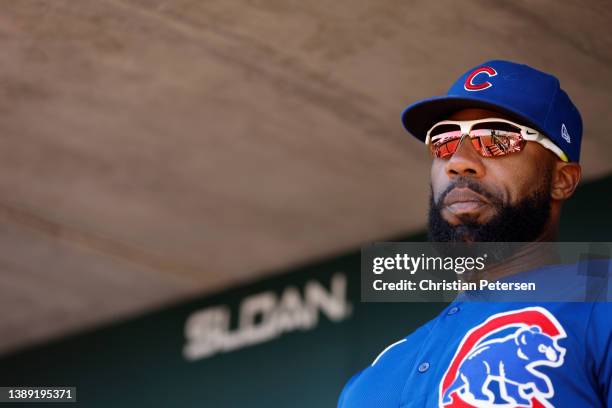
[425,118,569,162]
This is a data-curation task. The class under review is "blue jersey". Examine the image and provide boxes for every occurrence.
[338,263,612,408]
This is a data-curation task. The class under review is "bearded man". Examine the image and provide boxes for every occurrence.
[338,60,611,408]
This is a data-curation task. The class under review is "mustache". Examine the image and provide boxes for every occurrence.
[437,177,502,207]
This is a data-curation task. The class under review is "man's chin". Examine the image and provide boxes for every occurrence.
[428,187,551,243]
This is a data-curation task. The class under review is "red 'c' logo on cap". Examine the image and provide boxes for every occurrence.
[464,66,498,91]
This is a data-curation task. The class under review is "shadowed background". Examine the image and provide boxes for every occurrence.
[0,0,610,392]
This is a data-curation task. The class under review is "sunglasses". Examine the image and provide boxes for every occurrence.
[425,118,568,162]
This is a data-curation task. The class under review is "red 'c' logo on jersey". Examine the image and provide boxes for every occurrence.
[464,66,497,91]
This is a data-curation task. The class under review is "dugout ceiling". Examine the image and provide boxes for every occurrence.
[0,0,610,354]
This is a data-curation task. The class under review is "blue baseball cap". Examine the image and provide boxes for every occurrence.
[401,60,582,162]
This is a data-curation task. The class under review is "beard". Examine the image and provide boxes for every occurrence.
[427,177,552,243]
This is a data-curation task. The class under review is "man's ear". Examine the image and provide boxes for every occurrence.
[551,161,581,201]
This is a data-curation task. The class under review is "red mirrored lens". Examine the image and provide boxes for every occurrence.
[471,129,525,157]
[430,129,525,159]
[429,131,462,159]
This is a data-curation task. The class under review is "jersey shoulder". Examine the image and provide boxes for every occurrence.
[337,313,441,408]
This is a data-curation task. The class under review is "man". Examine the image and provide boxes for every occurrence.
[337,60,611,407]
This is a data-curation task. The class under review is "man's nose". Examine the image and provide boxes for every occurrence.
[445,136,486,178]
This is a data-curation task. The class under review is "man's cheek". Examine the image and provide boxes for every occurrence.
[430,167,447,202]
[431,185,446,205]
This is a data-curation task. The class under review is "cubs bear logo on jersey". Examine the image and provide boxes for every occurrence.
[439,307,566,408]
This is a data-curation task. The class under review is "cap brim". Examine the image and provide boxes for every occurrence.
[401,95,545,142]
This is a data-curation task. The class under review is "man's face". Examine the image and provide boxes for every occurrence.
[428,109,557,242]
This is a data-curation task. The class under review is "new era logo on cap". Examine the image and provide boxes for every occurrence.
[401,60,583,162]
[561,123,571,144]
